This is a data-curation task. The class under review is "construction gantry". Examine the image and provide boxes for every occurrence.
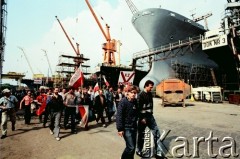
[0,0,7,87]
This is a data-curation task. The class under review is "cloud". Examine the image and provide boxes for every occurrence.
[3,0,226,82]
[24,0,148,78]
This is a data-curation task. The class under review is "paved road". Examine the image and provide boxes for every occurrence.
[0,98,239,159]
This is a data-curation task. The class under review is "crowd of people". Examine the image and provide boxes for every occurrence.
[0,85,125,139]
[0,80,166,159]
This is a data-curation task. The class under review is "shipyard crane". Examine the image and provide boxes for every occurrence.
[125,0,138,15]
[18,47,35,77]
[55,16,83,68]
[55,16,80,56]
[193,12,212,30]
[85,0,117,66]
[41,49,53,76]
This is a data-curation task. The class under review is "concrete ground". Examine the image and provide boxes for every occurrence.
[0,98,239,159]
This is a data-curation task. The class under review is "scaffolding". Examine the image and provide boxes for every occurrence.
[132,35,213,86]
[171,60,191,82]
[0,0,7,88]
[171,60,213,87]
[54,54,90,88]
[190,64,212,87]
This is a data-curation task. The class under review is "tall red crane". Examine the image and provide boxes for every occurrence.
[85,0,117,66]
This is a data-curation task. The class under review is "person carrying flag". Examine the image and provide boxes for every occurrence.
[35,89,48,127]
[64,87,77,134]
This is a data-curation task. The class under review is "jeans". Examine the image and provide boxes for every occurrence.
[107,102,115,122]
[137,115,163,155]
[1,108,16,135]
[49,111,61,138]
[121,128,137,159]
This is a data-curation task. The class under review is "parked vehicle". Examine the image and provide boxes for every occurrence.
[156,78,191,107]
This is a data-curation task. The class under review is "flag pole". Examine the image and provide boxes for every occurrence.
[100,74,102,89]
[80,63,84,98]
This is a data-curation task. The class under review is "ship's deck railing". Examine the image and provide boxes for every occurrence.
[133,35,203,60]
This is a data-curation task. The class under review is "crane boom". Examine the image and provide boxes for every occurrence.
[55,16,80,55]
[125,0,138,15]
[18,47,35,76]
[85,0,109,41]
[85,0,117,65]
[41,49,53,76]
[193,12,212,30]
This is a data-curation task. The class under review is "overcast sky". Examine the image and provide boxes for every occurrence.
[2,0,226,84]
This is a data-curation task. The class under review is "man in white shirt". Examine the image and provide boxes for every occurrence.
[0,88,18,139]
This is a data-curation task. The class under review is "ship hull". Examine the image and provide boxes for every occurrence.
[132,8,218,89]
[132,8,205,48]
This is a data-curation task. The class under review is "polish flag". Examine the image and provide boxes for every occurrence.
[93,82,99,92]
[36,102,47,116]
[78,105,89,128]
[69,66,84,89]
[103,76,110,87]
[36,94,47,116]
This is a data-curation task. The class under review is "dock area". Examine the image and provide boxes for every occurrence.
[0,98,239,159]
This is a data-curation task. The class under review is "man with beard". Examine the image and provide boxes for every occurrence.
[46,88,64,141]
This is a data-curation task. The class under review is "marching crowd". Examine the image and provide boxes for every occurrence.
[0,80,166,159]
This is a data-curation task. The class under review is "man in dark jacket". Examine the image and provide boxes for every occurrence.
[116,85,138,159]
[137,80,164,159]
[46,87,64,141]
[94,89,107,127]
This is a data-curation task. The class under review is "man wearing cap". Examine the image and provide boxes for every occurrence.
[0,88,18,139]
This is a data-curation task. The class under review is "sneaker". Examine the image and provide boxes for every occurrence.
[96,118,99,124]
[102,124,106,128]
[55,137,60,141]
[136,150,142,157]
[155,154,166,159]
[1,135,7,139]
[50,130,54,135]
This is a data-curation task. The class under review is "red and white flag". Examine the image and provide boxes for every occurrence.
[93,82,99,92]
[103,75,110,87]
[78,105,89,128]
[69,66,84,89]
